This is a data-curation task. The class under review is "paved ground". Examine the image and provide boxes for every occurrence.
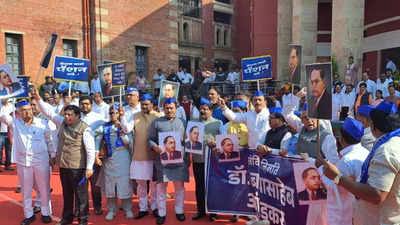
[0,164,245,225]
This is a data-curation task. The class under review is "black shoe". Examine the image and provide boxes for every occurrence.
[54,219,73,225]
[152,209,159,218]
[5,166,13,171]
[156,216,166,225]
[41,215,52,224]
[33,206,41,214]
[15,187,21,193]
[176,214,185,222]
[230,215,238,223]
[192,212,206,220]
[209,214,217,222]
[20,215,35,225]
[135,211,149,219]
[94,208,103,215]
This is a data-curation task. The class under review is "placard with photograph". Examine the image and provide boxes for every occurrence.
[158,131,184,165]
[158,80,180,108]
[0,63,24,99]
[306,63,332,120]
[292,161,327,205]
[97,62,127,98]
[288,44,302,84]
[185,121,205,154]
[215,134,240,162]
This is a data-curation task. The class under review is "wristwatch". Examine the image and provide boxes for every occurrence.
[333,173,343,185]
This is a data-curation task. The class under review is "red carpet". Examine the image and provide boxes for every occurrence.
[0,165,246,225]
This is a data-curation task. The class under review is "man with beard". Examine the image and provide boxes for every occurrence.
[122,93,161,219]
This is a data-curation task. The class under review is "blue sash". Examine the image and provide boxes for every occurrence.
[360,128,400,183]
[103,122,124,158]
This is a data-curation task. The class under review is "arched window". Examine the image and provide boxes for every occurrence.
[223,30,228,46]
[183,23,189,41]
[216,29,221,46]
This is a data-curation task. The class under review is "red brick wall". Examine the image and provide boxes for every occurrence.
[0,0,84,84]
[363,51,378,81]
[234,0,251,63]
[365,0,400,25]
[201,0,215,69]
[97,0,178,82]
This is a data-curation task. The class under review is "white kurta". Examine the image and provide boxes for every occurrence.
[332,93,343,121]
[342,92,356,118]
[376,79,390,98]
[92,101,110,122]
[324,144,369,225]
[223,107,270,149]
[282,93,299,115]
[124,104,141,132]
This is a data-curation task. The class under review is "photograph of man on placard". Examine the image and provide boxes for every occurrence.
[215,134,240,162]
[306,63,332,120]
[293,162,327,205]
[98,64,119,97]
[288,45,302,84]
[184,121,204,154]
[159,131,184,165]
[0,63,23,98]
[158,80,180,108]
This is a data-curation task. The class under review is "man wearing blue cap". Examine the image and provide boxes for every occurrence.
[32,90,95,225]
[322,101,400,225]
[220,90,270,149]
[0,99,56,225]
[121,93,161,219]
[148,98,189,224]
[124,87,141,131]
[357,105,376,151]
[323,118,369,225]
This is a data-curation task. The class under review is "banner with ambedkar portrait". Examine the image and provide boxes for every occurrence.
[206,149,327,225]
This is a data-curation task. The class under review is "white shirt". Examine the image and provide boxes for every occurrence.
[181,73,194,84]
[71,98,79,107]
[81,111,106,131]
[356,79,377,99]
[92,101,110,122]
[0,101,14,132]
[0,111,55,167]
[332,93,343,121]
[386,60,397,73]
[124,103,141,133]
[223,107,270,149]
[177,70,185,81]
[90,77,102,94]
[203,72,216,83]
[342,91,356,118]
[38,100,95,170]
[325,143,369,225]
[376,78,391,98]
[282,93,299,115]
[74,82,90,94]
[153,73,165,89]
[53,102,64,115]
[227,72,240,84]
[176,106,187,122]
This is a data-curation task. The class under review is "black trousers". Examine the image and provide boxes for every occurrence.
[193,162,205,214]
[60,168,89,222]
[0,133,11,167]
[89,164,102,209]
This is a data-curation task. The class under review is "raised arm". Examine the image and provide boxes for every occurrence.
[32,89,64,127]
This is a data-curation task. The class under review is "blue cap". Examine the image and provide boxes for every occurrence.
[302,103,307,111]
[164,98,175,105]
[126,86,138,93]
[200,97,211,105]
[57,82,69,93]
[343,118,364,141]
[16,100,30,108]
[232,100,247,108]
[269,107,283,114]
[254,91,264,97]
[140,93,152,101]
[153,99,158,105]
[358,105,375,117]
[294,110,301,116]
[375,101,397,115]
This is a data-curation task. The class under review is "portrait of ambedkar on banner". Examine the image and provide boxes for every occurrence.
[306,63,332,120]
[160,135,182,161]
[185,125,203,151]
[298,167,327,201]
[99,65,119,97]
[217,136,239,162]
[0,64,22,96]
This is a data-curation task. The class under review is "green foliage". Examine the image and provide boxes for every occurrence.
[331,56,339,77]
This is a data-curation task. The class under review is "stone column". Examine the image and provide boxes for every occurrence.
[331,0,365,80]
[277,0,293,82]
[292,0,318,86]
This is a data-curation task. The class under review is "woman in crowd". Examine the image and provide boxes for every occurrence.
[372,89,384,106]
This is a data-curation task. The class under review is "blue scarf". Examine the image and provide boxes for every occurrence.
[360,128,400,183]
[103,122,124,158]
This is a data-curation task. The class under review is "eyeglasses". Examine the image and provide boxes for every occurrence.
[109,111,119,115]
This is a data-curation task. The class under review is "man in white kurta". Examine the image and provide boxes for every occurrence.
[221,91,270,149]
[124,87,141,130]
[324,118,369,225]
[92,92,110,122]
[0,100,55,225]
